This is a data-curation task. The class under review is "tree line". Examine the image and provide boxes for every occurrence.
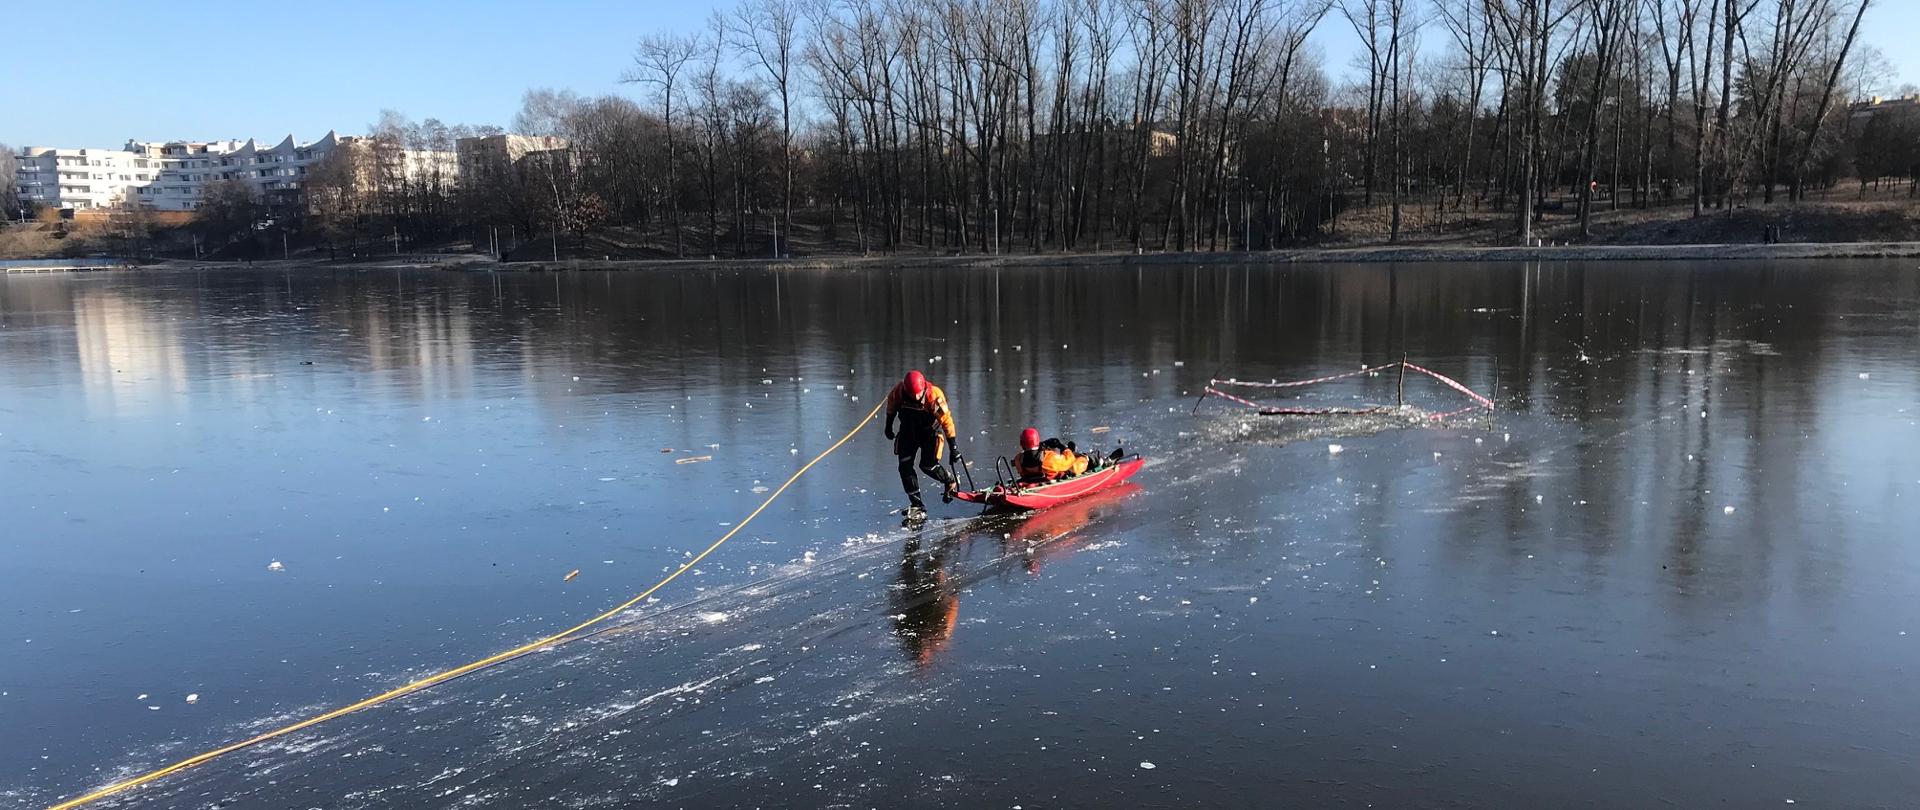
[602,0,1901,254]
[33,0,1912,259]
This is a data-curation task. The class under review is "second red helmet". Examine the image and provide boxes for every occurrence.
[1019,428,1041,450]
[904,370,929,396]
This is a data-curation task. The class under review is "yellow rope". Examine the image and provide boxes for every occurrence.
[48,401,885,810]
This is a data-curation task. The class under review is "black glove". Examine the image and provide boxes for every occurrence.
[884,425,896,441]
[948,441,962,464]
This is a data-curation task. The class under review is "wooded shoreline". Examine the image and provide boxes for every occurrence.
[130,240,1920,274]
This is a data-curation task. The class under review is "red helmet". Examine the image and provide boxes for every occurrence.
[1019,428,1041,450]
[904,370,929,396]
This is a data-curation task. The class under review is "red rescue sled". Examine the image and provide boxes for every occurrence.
[954,456,1145,511]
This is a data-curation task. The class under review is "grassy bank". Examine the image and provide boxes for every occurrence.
[126,238,1920,277]
[19,197,1920,270]
[504,197,1920,261]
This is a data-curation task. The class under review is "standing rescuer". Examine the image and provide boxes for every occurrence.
[885,370,961,518]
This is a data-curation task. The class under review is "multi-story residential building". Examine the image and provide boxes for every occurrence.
[455,134,568,190]
[12,142,241,212]
[13,132,459,213]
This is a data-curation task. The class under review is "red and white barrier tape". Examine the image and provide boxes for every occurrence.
[1202,360,1496,420]
[1268,406,1397,415]
[1209,363,1395,389]
[1400,362,1496,410]
[1202,386,1268,410]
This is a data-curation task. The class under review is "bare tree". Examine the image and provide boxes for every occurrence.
[193,179,262,254]
[693,24,731,254]
[0,143,18,220]
[1436,0,1494,209]
[727,0,803,257]
[1686,0,1720,216]
[1577,0,1628,236]
[513,88,586,138]
[1486,0,1582,244]
[1650,0,1696,206]
[105,198,157,260]
[628,33,699,256]
[1384,0,1413,241]
[1342,0,1386,207]
[304,147,368,258]
[1791,0,1871,200]
[1744,0,1832,203]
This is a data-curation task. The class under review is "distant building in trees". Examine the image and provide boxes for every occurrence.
[1028,126,1181,160]
[454,134,569,186]
[1849,94,1920,123]
[11,132,458,213]
[1147,129,1180,158]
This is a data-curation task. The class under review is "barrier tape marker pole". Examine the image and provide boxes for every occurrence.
[1397,354,1407,408]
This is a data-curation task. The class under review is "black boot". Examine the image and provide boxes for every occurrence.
[899,454,925,515]
[923,460,957,504]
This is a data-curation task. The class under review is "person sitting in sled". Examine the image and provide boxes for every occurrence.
[885,370,962,518]
[1012,427,1092,483]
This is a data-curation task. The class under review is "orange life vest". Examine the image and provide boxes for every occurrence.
[1016,447,1087,481]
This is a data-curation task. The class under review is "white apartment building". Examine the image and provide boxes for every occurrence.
[14,141,229,212]
[455,133,568,186]
[13,131,457,213]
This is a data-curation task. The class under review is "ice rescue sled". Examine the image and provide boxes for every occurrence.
[954,456,1145,511]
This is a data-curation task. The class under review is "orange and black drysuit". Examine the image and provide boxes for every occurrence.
[1014,437,1091,483]
[885,374,960,510]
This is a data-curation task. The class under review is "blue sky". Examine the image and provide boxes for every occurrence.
[6,0,1916,148]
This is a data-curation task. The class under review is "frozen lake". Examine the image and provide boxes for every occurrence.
[3,261,1918,808]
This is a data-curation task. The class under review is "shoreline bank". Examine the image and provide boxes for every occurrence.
[91,240,1920,274]
[505,240,1920,270]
